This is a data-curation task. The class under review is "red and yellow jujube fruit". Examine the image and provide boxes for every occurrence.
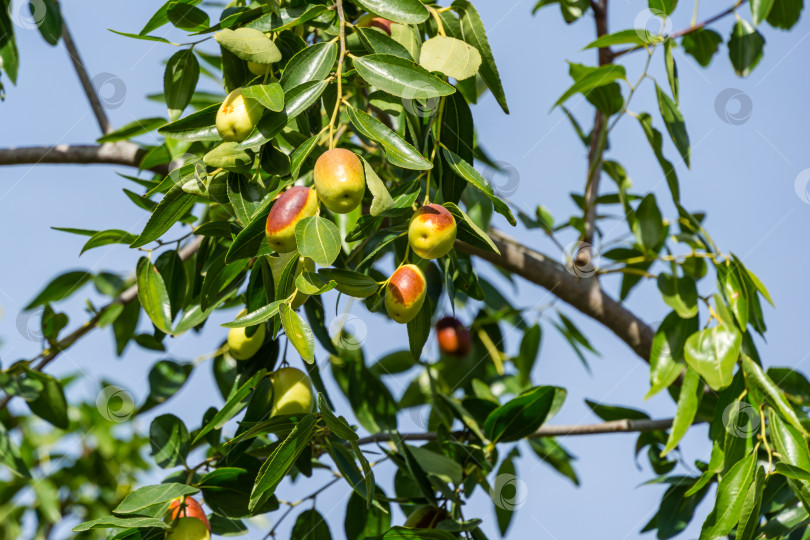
[167,497,210,531]
[356,15,393,35]
[215,88,264,142]
[385,264,427,324]
[227,309,266,360]
[313,148,366,214]
[270,367,314,417]
[265,186,319,253]
[436,316,472,357]
[408,204,457,260]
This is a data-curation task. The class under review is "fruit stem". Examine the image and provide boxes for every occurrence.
[428,6,446,36]
[327,0,348,150]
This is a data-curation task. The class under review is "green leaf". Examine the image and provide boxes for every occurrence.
[361,157,394,215]
[164,49,199,121]
[451,0,509,113]
[204,141,253,171]
[553,64,626,107]
[584,29,662,49]
[632,193,665,252]
[295,216,341,267]
[737,466,766,540]
[167,2,209,31]
[280,303,315,363]
[149,414,189,468]
[73,516,170,532]
[140,360,193,413]
[81,229,138,254]
[0,7,19,84]
[242,82,285,111]
[353,0,429,24]
[647,312,696,399]
[352,53,456,100]
[131,186,196,247]
[347,106,432,170]
[684,325,742,391]
[0,423,30,478]
[356,26,413,60]
[284,79,329,119]
[484,386,564,443]
[700,452,758,537]
[215,27,281,63]
[655,83,690,167]
[24,370,68,429]
[136,257,173,334]
[443,202,500,254]
[407,299,432,360]
[157,102,220,141]
[586,399,649,421]
[637,112,680,202]
[280,41,338,91]
[113,483,198,514]
[769,409,810,514]
[664,39,678,103]
[247,4,330,33]
[528,438,579,485]
[657,273,698,319]
[250,414,317,511]
[193,370,265,444]
[222,301,284,328]
[291,509,332,540]
[25,270,92,309]
[296,272,336,295]
[742,355,808,435]
[661,366,701,456]
[766,0,803,29]
[291,133,322,180]
[681,29,723,67]
[32,0,62,46]
[318,268,380,298]
[97,117,167,143]
[751,0,776,25]
[442,148,516,225]
[319,394,358,442]
[728,20,765,77]
[493,455,518,535]
[420,35,481,80]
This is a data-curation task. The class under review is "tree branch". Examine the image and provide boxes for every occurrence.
[61,20,111,134]
[355,417,686,446]
[457,229,654,362]
[0,142,168,175]
[0,236,203,412]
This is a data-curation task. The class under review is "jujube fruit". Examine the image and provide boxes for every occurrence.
[165,517,210,540]
[167,497,209,532]
[247,61,271,76]
[313,148,366,214]
[215,88,263,142]
[227,309,266,360]
[385,264,427,324]
[265,186,319,253]
[270,367,314,417]
[408,204,457,260]
[436,317,472,357]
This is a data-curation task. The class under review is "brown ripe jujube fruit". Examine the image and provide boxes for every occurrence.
[265,186,319,253]
[385,264,427,324]
[436,316,472,357]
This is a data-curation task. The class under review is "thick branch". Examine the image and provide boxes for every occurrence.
[356,417,684,446]
[0,142,168,175]
[61,21,111,134]
[457,230,654,362]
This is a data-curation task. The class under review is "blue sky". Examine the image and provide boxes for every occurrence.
[1,0,809,538]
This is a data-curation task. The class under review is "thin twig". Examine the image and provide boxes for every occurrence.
[61,21,111,134]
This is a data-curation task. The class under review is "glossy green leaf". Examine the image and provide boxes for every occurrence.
[97,117,167,143]
[766,0,803,29]
[420,35,481,80]
[632,193,666,252]
[637,113,680,202]
[242,82,285,111]
[361,157,394,215]
[280,303,315,363]
[73,516,170,531]
[657,273,698,319]
[149,414,189,468]
[131,186,196,247]
[353,0,429,23]
[164,49,199,121]
[647,312,696,399]
[215,27,281,63]
[136,257,173,334]
[347,106,432,170]
[553,63,625,107]
[684,325,742,391]
[192,370,265,444]
[280,41,338,90]
[24,370,68,429]
[728,20,765,77]
[318,268,380,298]
[700,452,757,537]
[80,229,138,254]
[221,301,284,328]
[352,54,455,100]
[751,0,776,25]
[295,216,341,267]
[661,366,701,456]
[113,483,198,514]
[742,355,808,435]
[484,386,563,443]
[442,148,516,225]
[584,29,661,49]
[157,102,220,141]
[681,29,723,67]
[655,83,690,167]
[25,270,92,309]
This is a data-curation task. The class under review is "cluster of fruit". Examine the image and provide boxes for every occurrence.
[216,96,459,326]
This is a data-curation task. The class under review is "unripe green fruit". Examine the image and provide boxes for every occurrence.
[247,61,271,76]
[265,187,320,253]
[313,148,366,214]
[216,88,263,142]
[408,204,457,259]
[227,309,266,360]
[165,517,210,540]
[385,264,427,324]
[268,252,315,309]
[270,367,314,417]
